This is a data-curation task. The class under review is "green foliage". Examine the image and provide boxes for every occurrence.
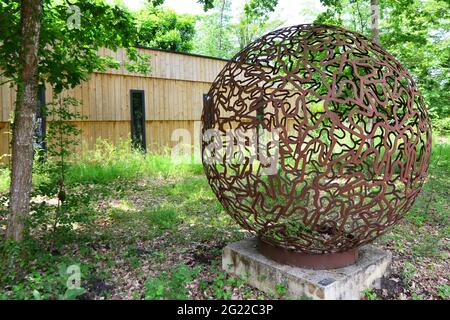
[412,235,441,257]
[27,96,92,243]
[193,0,282,58]
[401,261,417,287]
[0,240,86,300]
[0,168,9,193]
[0,0,151,93]
[147,207,178,229]
[0,0,151,245]
[209,271,232,299]
[144,264,200,300]
[316,0,450,120]
[193,0,236,58]
[45,96,84,161]
[316,0,370,33]
[275,283,287,296]
[437,284,450,299]
[57,264,85,300]
[244,0,279,19]
[234,9,284,51]
[136,6,196,52]
[110,205,179,230]
[59,287,86,300]
[0,134,448,299]
[362,288,378,300]
[142,0,216,12]
[433,118,450,136]
[64,139,203,185]
[405,137,450,228]
[411,292,424,300]
[194,0,284,59]
[383,0,449,119]
[198,267,246,299]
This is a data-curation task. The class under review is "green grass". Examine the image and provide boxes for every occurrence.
[0,168,8,193]
[437,284,450,299]
[64,139,204,185]
[109,206,178,230]
[144,264,201,300]
[0,138,204,190]
[0,136,448,300]
[405,136,450,227]
[362,288,379,300]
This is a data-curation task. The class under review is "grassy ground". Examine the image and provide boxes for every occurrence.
[0,138,448,300]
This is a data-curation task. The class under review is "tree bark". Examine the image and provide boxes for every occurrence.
[217,0,227,51]
[6,0,43,241]
[366,0,380,151]
[371,0,380,44]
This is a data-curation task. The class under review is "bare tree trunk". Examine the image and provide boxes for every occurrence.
[355,0,367,33]
[218,0,227,51]
[367,0,380,151]
[6,0,43,241]
[371,0,380,44]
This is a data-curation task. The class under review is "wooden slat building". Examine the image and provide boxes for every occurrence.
[0,47,228,163]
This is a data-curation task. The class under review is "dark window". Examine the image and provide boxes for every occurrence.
[34,84,46,151]
[130,90,146,151]
[203,94,213,129]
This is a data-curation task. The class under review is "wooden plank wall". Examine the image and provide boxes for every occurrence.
[0,48,227,163]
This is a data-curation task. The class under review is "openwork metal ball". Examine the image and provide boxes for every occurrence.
[201,24,432,268]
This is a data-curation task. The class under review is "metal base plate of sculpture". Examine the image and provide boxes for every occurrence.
[201,24,432,269]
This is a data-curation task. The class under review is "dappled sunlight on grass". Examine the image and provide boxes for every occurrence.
[108,199,137,212]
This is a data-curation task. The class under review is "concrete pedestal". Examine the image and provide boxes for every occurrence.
[222,238,392,300]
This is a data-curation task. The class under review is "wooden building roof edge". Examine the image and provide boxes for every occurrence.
[135,45,232,63]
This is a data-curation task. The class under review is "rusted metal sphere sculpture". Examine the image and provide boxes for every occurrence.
[201,24,432,269]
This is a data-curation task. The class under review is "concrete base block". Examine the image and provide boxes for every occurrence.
[222,238,392,300]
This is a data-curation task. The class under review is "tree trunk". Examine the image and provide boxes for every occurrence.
[367,0,380,151]
[371,0,380,44]
[6,0,43,241]
[218,0,227,51]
